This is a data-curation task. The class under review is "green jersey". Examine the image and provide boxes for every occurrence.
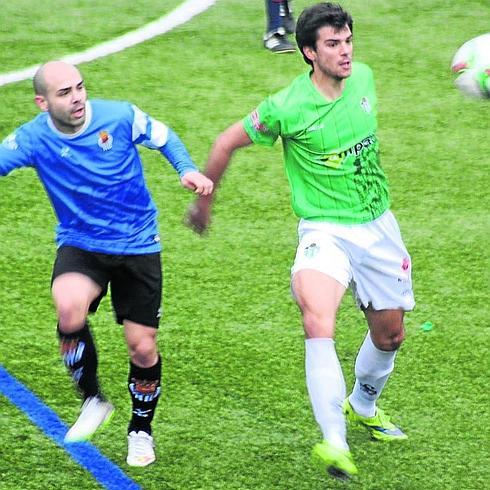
[242,62,390,224]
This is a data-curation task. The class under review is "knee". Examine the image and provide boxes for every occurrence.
[373,327,405,351]
[302,310,335,338]
[128,335,158,367]
[56,299,88,332]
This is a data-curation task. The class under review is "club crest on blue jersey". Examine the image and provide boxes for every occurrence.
[97,130,113,151]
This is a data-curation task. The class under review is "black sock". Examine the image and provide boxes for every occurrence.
[57,322,100,400]
[128,355,162,435]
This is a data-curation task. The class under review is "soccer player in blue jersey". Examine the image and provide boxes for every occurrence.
[0,60,213,467]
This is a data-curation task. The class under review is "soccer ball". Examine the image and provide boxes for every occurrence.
[451,33,490,99]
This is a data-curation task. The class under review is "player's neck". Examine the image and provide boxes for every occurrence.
[310,71,346,101]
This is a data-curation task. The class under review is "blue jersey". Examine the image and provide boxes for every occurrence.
[0,99,198,254]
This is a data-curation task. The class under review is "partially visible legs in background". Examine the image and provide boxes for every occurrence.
[264,0,296,53]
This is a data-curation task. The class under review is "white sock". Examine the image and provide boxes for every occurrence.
[349,331,397,418]
[305,338,348,450]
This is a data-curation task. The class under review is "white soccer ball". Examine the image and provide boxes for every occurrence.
[451,33,490,99]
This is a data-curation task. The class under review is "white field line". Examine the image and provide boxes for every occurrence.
[0,0,216,88]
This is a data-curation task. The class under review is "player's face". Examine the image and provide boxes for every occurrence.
[308,25,353,80]
[36,65,87,134]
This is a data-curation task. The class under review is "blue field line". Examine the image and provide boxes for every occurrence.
[0,364,141,490]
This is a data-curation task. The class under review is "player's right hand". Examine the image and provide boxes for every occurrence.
[185,199,211,235]
[180,171,214,196]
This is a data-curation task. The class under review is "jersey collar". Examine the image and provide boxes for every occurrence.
[47,100,93,139]
[307,70,351,103]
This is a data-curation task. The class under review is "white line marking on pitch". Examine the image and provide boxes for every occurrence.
[0,0,216,88]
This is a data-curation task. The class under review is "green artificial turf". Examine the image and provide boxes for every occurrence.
[0,1,488,489]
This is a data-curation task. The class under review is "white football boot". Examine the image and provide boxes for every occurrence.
[64,395,114,443]
[127,431,156,467]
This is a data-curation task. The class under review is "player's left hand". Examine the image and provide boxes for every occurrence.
[180,171,214,195]
[185,199,211,235]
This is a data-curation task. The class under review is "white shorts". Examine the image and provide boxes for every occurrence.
[291,211,415,311]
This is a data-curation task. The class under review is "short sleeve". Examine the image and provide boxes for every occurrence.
[0,126,33,176]
[242,96,282,147]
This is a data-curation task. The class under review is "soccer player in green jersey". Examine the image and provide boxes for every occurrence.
[187,2,414,481]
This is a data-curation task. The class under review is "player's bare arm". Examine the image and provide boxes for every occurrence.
[186,121,253,234]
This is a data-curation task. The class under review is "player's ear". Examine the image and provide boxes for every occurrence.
[303,45,316,63]
[34,95,48,112]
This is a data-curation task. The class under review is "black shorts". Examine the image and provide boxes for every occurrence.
[52,246,162,327]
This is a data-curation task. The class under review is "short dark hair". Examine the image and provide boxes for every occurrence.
[295,2,353,66]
